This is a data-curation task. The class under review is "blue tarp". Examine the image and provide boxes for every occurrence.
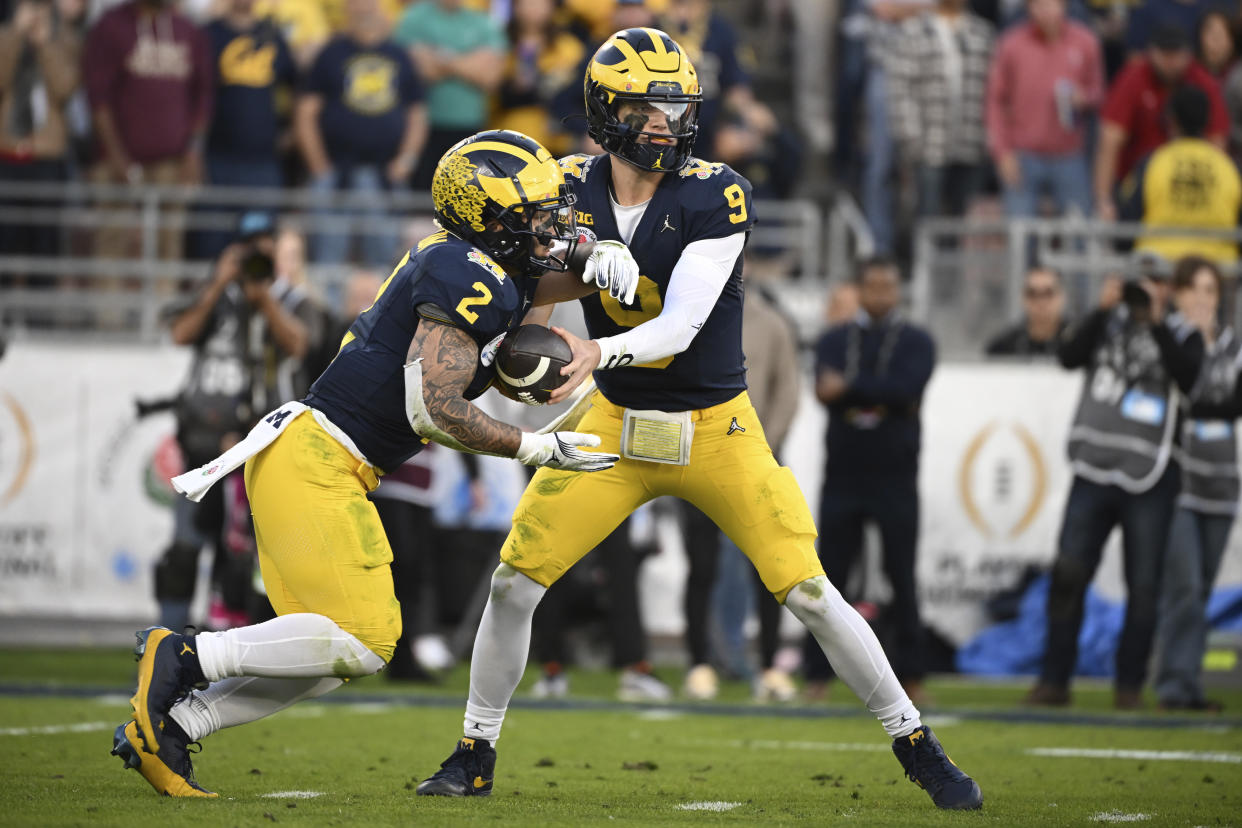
[956,576,1242,677]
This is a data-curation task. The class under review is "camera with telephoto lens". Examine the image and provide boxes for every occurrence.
[1121,280,1151,312]
[239,245,275,283]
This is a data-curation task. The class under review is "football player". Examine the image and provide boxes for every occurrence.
[110,130,633,797]
[417,29,983,810]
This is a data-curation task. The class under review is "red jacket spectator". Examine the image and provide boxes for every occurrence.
[83,0,212,173]
[1094,22,1229,218]
[1103,59,1228,178]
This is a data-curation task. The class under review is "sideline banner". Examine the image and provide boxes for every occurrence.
[0,342,189,619]
[3,345,1240,647]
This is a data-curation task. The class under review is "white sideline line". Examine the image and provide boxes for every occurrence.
[688,738,888,752]
[1091,811,1152,822]
[0,721,113,736]
[1028,747,1241,764]
[677,801,742,812]
[261,791,324,799]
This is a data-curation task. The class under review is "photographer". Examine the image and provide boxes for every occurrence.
[1026,254,1204,710]
[156,211,322,632]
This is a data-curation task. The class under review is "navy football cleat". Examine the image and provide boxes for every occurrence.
[111,720,216,798]
[892,726,983,810]
[416,738,496,797]
[129,627,207,754]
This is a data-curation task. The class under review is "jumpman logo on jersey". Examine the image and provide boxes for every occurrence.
[660,214,676,233]
[727,417,746,436]
[899,713,910,726]
[180,643,195,656]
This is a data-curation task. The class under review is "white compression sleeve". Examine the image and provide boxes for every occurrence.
[593,232,745,369]
[169,676,343,741]
[784,576,921,738]
[194,613,387,682]
[463,564,548,743]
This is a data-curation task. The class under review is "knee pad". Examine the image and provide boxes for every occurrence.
[783,575,842,618]
[154,542,201,601]
[490,563,546,614]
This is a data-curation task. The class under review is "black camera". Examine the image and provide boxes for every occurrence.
[1121,280,1151,311]
[239,246,275,283]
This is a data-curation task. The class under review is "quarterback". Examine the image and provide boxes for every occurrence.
[110,130,631,797]
[417,29,982,810]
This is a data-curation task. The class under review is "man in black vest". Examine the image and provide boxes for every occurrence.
[1026,256,1204,709]
[807,256,937,702]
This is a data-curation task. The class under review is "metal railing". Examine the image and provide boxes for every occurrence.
[910,217,1242,360]
[0,181,827,342]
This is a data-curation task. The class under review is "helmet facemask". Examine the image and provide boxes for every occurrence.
[482,186,579,276]
[587,83,700,172]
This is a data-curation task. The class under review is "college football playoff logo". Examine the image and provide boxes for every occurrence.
[957,421,1047,540]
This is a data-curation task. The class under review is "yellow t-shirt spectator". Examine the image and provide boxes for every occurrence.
[1124,137,1242,264]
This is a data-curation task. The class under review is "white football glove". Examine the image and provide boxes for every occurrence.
[582,240,639,305]
[516,431,619,472]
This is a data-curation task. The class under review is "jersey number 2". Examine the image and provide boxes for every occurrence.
[456,282,493,324]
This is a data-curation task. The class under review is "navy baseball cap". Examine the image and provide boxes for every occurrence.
[237,210,277,240]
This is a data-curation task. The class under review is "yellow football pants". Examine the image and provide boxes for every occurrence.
[243,413,401,662]
[501,391,824,602]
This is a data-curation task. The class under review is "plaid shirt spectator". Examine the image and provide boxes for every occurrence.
[888,6,993,167]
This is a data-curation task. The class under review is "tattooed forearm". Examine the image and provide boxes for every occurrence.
[411,319,523,456]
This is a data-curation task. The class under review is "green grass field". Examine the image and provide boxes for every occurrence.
[2,648,1240,827]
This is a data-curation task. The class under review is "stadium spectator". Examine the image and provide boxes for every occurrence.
[660,0,771,162]
[1026,253,1204,710]
[201,0,298,257]
[491,0,586,156]
[1196,10,1235,82]
[710,280,803,701]
[296,0,428,267]
[1126,0,1222,55]
[157,211,319,633]
[83,0,213,262]
[807,256,937,703]
[54,0,92,169]
[1155,255,1238,713]
[1120,85,1242,266]
[0,0,80,265]
[394,0,506,190]
[887,0,994,221]
[855,0,933,255]
[985,265,1070,357]
[1093,21,1229,221]
[254,0,329,69]
[986,0,1102,219]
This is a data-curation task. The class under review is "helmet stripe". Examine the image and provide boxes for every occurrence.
[459,140,543,169]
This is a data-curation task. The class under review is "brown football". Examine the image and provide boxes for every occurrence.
[493,325,573,405]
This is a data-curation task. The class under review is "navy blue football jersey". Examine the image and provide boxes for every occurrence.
[561,152,754,411]
[305,231,537,473]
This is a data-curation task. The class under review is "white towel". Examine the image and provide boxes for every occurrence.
[172,402,309,503]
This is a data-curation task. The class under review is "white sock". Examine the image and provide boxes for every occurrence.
[784,576,921,738]
[195,613,386,682]
[169,676,342,741]
[463,565,546,743]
